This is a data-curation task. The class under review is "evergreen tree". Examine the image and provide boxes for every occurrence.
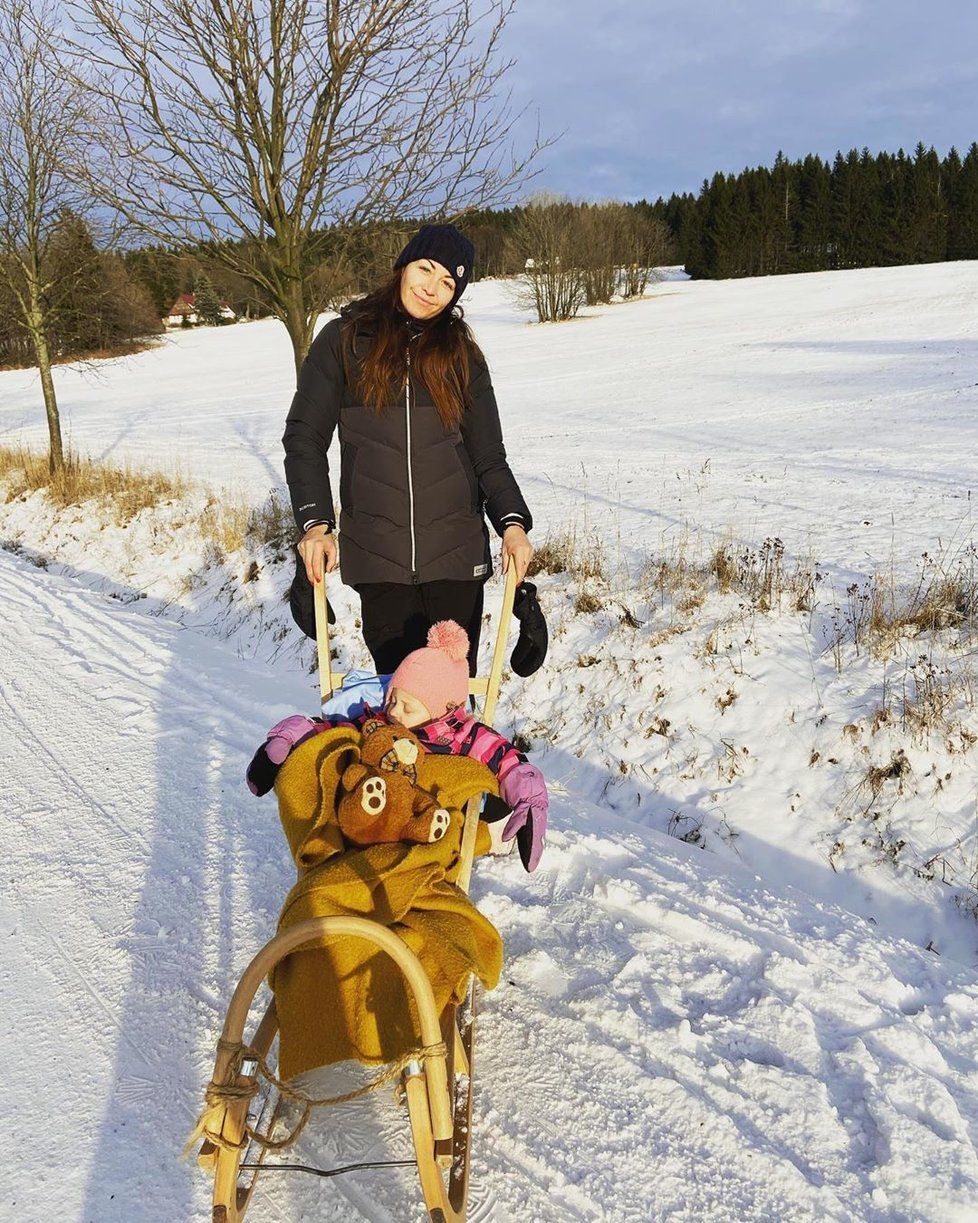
[768,152,793,273]
[677,187,708,277]
[948,144,978,259]
[877,149,914,265]
[124,245,182,315]
[907,143,947,262]
[829,150,856,269]
[943,145,963,258]
[851,148,882,267]
[192,272,223,326]
[0,212,161,366]
[794,155,831,272]
[700,173,733,277]
[44,211,106,353]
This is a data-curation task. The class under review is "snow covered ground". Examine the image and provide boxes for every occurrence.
[3,261,978,585]
[5,547,978,1222]
[3,262,978,1220]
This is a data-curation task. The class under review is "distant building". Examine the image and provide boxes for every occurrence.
[163,292,237,328]
[164,293,197,327]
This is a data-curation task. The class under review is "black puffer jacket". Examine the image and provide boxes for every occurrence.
[283,310,532,586]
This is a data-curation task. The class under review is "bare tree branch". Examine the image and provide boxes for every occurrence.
[69,0,553,370]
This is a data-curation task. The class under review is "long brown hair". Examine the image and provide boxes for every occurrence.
[341,272,481,430]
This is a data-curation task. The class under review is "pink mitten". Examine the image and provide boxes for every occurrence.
[499,762,549,872]
[265,713,321,764]
[246,714,321,796]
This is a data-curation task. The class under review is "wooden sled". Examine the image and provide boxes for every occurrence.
[195,566,518,1222]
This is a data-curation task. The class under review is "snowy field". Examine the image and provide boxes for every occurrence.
[3,261,978,584]
[3,262,978,1221]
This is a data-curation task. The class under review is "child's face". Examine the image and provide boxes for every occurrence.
[385,686,431,729]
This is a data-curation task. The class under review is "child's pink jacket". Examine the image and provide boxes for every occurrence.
[322,705,525,780]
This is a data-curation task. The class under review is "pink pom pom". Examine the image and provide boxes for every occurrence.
[427,619,469,662]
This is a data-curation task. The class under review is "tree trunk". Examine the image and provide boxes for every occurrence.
[281,283,316,382]
[27,307,64,474]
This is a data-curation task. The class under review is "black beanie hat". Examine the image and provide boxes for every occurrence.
[394,223,475,309]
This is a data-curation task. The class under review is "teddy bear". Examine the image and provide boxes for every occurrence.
[336,719,452,847]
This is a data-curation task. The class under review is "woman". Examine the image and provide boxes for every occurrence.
[283,223,534,674]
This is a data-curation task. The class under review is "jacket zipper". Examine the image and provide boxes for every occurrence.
[405,345,418,579]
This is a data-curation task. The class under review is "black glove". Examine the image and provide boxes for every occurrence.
[289,546,335,640]
[246,742,280,797]
[510,580,548,677]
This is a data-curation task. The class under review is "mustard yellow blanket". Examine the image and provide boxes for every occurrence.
[271,727,501,1080]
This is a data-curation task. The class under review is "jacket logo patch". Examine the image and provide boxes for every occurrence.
[473,563,488,577]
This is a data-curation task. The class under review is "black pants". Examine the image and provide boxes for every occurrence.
[356,580,485,676]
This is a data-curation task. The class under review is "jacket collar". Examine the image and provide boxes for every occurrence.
[340,298,440,341]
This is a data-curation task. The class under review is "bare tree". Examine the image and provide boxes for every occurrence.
[0,0,109,472]
[618,209,671,298]
[73,0,547,374]
[578,203,625,306]
[507,199,675,322]
[507,196,586,323]
[576,203,672,304]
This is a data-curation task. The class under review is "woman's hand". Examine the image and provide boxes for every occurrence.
[501,524,534,585]
[298,523,339,584]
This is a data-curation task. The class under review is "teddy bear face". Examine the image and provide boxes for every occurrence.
[359,719,423,783]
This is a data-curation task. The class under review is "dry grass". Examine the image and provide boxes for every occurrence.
[198,490,295,559]
[0,443,185,522]
[896,653,976,740]
[644,534,818,622]
[246,491,295,548]
[528,526,606,583]
[866,749,911,798]
[869,546,978,650]
[0,444,297,558]
[715,687,738,713]
[574,590,603,614]
[820,546,978,672]
[710,537,819,613]
[641,538,711,631]
[710,543,738,593]
[645,539,705,608]
[198,499,250,557]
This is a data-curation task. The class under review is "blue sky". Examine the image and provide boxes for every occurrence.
[498,0,978,201]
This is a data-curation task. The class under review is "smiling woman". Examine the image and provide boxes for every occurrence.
[401,255,459,318]
[283,223,534,674]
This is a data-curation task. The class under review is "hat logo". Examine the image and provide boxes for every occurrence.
[457,265,465,277]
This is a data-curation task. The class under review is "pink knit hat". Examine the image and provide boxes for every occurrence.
[389,621,470,717]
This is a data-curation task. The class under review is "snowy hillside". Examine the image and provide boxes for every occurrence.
[3,262,978,1220]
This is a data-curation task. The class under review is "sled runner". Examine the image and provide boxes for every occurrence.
[193,567,518,1222]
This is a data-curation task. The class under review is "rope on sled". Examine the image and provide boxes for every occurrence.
[185,1036,448,1159]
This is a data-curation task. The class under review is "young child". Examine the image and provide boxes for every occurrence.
[247,621,547,871]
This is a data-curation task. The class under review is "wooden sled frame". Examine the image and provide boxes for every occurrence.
[199,565,518,1222]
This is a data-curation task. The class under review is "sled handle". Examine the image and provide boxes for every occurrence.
[215,916,454,1143]
[313,564,518,714]
[313,578,344,703]
[456,564,518,895]
[483,564,517,728]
